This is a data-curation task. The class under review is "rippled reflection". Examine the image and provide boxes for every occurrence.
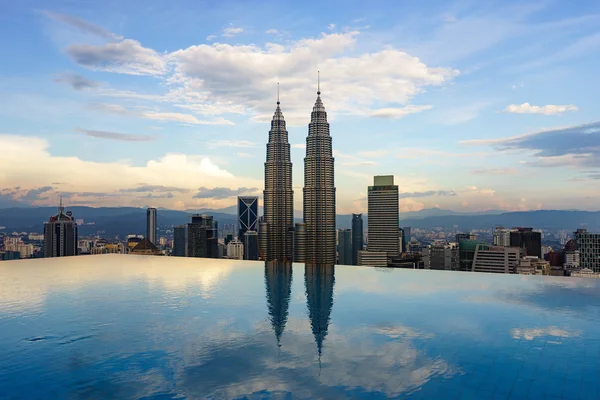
[1,256,600,399]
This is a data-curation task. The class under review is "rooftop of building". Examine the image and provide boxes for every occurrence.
[1,256,599,399]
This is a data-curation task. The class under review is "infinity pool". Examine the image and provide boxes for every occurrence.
[1,255,599,399]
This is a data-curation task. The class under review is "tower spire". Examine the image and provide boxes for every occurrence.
[317,71,320,95]
[277,82,280,105]
[58,196,64,213]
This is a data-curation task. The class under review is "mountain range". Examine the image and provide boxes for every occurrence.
[0,206,597,238]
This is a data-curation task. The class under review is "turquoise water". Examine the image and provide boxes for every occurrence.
[1,255,599,399]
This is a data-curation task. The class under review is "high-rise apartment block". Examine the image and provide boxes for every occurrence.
[227,238,244,260]
[575,229,600,272]
[43,200,78,258]
[263,92,294,262]
[237,196,258,241]
[337,229,352,266]
[351,214,364,265]
[302,80,336,265]
[146,207,157,245]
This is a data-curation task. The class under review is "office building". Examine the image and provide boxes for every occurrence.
[472,245,520,274]
[430,242,458,271]
[351,214,364,265]
[227,238,244,260]
[303,78,336,265]
[509,228,542,258]
[401,227,411,253]
[238,196,258,241]
[359,176,399,265]
[146,208,157,245]
[258,217,268,261]
[172,215,218,258]
[294,222,306,263]
[264,90,294,262]
[337,229,352,266]
[575,229,600,272]
[172,225,186,257]
[358,250,388,266]
[43,199,78,258]
[243,230,259,261]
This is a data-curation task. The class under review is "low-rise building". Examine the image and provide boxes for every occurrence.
[472,245,520,274]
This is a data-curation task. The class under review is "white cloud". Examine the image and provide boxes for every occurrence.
[0,134,261,209]
[328,23,336,31]
[265,29,279,35]
[206,35,217,41]
[222,26,243,37]
[168,30,457,125]
[370,105,432,119]
[504,102,578,115]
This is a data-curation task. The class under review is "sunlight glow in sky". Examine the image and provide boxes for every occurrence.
[1,0,599,213]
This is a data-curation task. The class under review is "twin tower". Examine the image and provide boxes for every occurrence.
[263,80,336,264]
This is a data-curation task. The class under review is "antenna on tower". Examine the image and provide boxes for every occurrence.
[277,82,280,105]
[58,196,64,213]
[317,71,321,95]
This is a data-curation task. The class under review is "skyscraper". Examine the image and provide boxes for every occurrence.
[237,196,258,241]
[351,214,364,265]
[244,230,259,260]
[43,199,78,258]
[337,229,352,265]
[263,87,294,262]
[358,175,399,266]
[146,207,157,245]
[509,228,542,258]
[303,75,336,265]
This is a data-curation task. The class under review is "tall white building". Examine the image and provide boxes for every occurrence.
[226,238,244,260]
[493,227,514,246]
[472,244,520,274]
[359,176,399,267]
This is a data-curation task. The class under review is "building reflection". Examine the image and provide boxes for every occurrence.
[304,264,335,364]
[264,262,293,348]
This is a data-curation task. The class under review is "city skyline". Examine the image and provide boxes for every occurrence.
[2,0,600,213]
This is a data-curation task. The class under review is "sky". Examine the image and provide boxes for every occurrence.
[1,0,599,214]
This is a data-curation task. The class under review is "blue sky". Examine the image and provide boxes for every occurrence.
[1,0,599,213]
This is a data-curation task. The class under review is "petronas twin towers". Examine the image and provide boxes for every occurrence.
[263,78,336,264]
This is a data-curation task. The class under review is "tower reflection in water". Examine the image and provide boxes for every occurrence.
[305,264,335,368]
[264,263,336,368]
[264,262,293,350]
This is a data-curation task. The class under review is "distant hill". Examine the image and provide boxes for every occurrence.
[1,206,598,237]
